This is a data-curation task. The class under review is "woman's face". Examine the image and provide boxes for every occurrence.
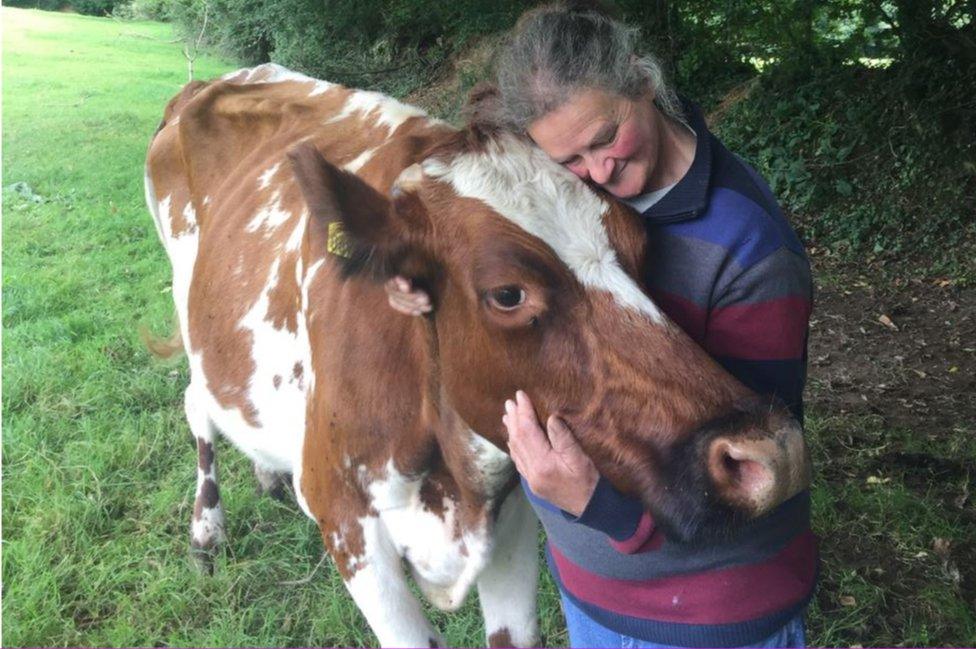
[527,87,659,199]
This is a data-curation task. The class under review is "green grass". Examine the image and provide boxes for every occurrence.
[3,7,974,648]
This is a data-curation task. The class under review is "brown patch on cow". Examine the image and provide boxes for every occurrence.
[193,479,220,518]
[197,440,215,471]
[291,362,303,386]
[487,628,512,648]
[273,374,282,389]
[264,253,301,333]
[419,474,449,519]
[601,198,649,282]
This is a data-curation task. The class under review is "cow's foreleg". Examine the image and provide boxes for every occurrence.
[477,489,540,648]
[185,386,225,572]
[331,515,443,648]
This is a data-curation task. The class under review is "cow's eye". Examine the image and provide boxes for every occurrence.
[487,286,526,310]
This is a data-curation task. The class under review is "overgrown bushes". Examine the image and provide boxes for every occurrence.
[119,0,976,277]
[5,0,127,15]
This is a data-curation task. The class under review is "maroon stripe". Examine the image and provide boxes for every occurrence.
[649,289,708,344]
[705,296,811,360]
[551,529,817,624]
[609,512,664,554]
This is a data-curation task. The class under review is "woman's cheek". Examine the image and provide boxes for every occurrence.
[609,123,643,161]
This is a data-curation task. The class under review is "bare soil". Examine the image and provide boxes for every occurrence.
[805,253,976,642]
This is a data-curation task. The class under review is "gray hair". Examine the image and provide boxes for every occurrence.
[494,2,682,132]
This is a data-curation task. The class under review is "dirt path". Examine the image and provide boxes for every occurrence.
[808,260,975,436]
[806,256,976,638]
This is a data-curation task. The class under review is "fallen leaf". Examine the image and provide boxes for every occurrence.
[866,475,891,485]
[948,366,959,373]
[911,369,927,378]
[933,537,951,558]
[839,595,856,607]
[879,314,898,331]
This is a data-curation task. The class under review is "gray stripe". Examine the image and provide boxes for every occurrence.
[533,492,810,581]
[644,233,729,308]
[712,246,811,310]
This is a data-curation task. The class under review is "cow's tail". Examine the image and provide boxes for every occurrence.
[140,322,185,360]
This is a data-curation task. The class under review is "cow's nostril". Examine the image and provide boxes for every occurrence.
[721,450,772,498]
[708,438,776,515]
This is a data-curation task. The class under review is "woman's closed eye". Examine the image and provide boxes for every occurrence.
[592,125,618,149]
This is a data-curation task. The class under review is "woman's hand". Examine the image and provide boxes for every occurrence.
[503,390,599,517]
[384,276,432,316]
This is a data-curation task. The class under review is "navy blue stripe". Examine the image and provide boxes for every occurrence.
[714,356,807,422]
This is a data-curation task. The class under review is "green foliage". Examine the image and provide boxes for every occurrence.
[165,0,526,96]
[713,53,975,277]
[71,0,127,15]
[3,0,68,11]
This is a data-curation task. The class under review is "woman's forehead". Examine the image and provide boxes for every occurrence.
[527,88,631,157]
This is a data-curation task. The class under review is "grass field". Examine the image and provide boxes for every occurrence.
[2,7,973,648]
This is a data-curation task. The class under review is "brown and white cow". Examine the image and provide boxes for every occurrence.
[145,64,811,647]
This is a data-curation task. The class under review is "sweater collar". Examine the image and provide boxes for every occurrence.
[641,99,713,223]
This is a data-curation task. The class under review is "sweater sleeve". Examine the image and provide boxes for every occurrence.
[705,245,812,420]
[562,477,659,553]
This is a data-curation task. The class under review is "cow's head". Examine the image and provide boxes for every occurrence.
[289,126,810,543]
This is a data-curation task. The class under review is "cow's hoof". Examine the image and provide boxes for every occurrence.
[189,545,217,575]
[254,467,291,502]
[255,480,290,502]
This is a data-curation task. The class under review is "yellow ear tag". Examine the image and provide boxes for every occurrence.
[327,221,354,258]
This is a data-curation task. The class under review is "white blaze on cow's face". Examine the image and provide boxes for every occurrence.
[421,133,666,325]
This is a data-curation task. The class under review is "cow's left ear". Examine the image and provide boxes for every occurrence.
[288,142,429,250]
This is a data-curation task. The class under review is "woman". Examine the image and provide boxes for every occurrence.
[388,4,815,648]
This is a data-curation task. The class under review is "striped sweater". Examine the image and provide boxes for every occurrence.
[525,101,817,648]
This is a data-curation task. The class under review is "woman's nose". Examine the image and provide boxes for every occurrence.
[587,154,615,185]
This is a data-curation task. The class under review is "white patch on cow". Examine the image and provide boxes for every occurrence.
[212,256,308,470]
[144,169,165,243]
[326,89,428,134]
[245,190,293,233]
[191,504,226,547]
[227,63,336,97]
[466,429,514,496]
[292,256,324,521]
[342,514,442,647]
[155,194,199,349]
[182,201,198,232]
[258,162,282,189]
[285,211,307,252]
[365,460,494,612]
[477,489,540,648]
[423,134,666,324]
[342,147,378,173]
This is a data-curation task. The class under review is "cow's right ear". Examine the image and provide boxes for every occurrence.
[288,142,406,247]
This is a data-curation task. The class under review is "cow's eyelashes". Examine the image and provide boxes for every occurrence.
[486,286,526,311]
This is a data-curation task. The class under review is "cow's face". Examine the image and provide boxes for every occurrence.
[290,135,810,542]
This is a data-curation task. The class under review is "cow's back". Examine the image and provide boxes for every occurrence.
[145,64,450,470]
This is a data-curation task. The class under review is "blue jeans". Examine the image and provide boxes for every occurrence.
[560,592,806,648]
